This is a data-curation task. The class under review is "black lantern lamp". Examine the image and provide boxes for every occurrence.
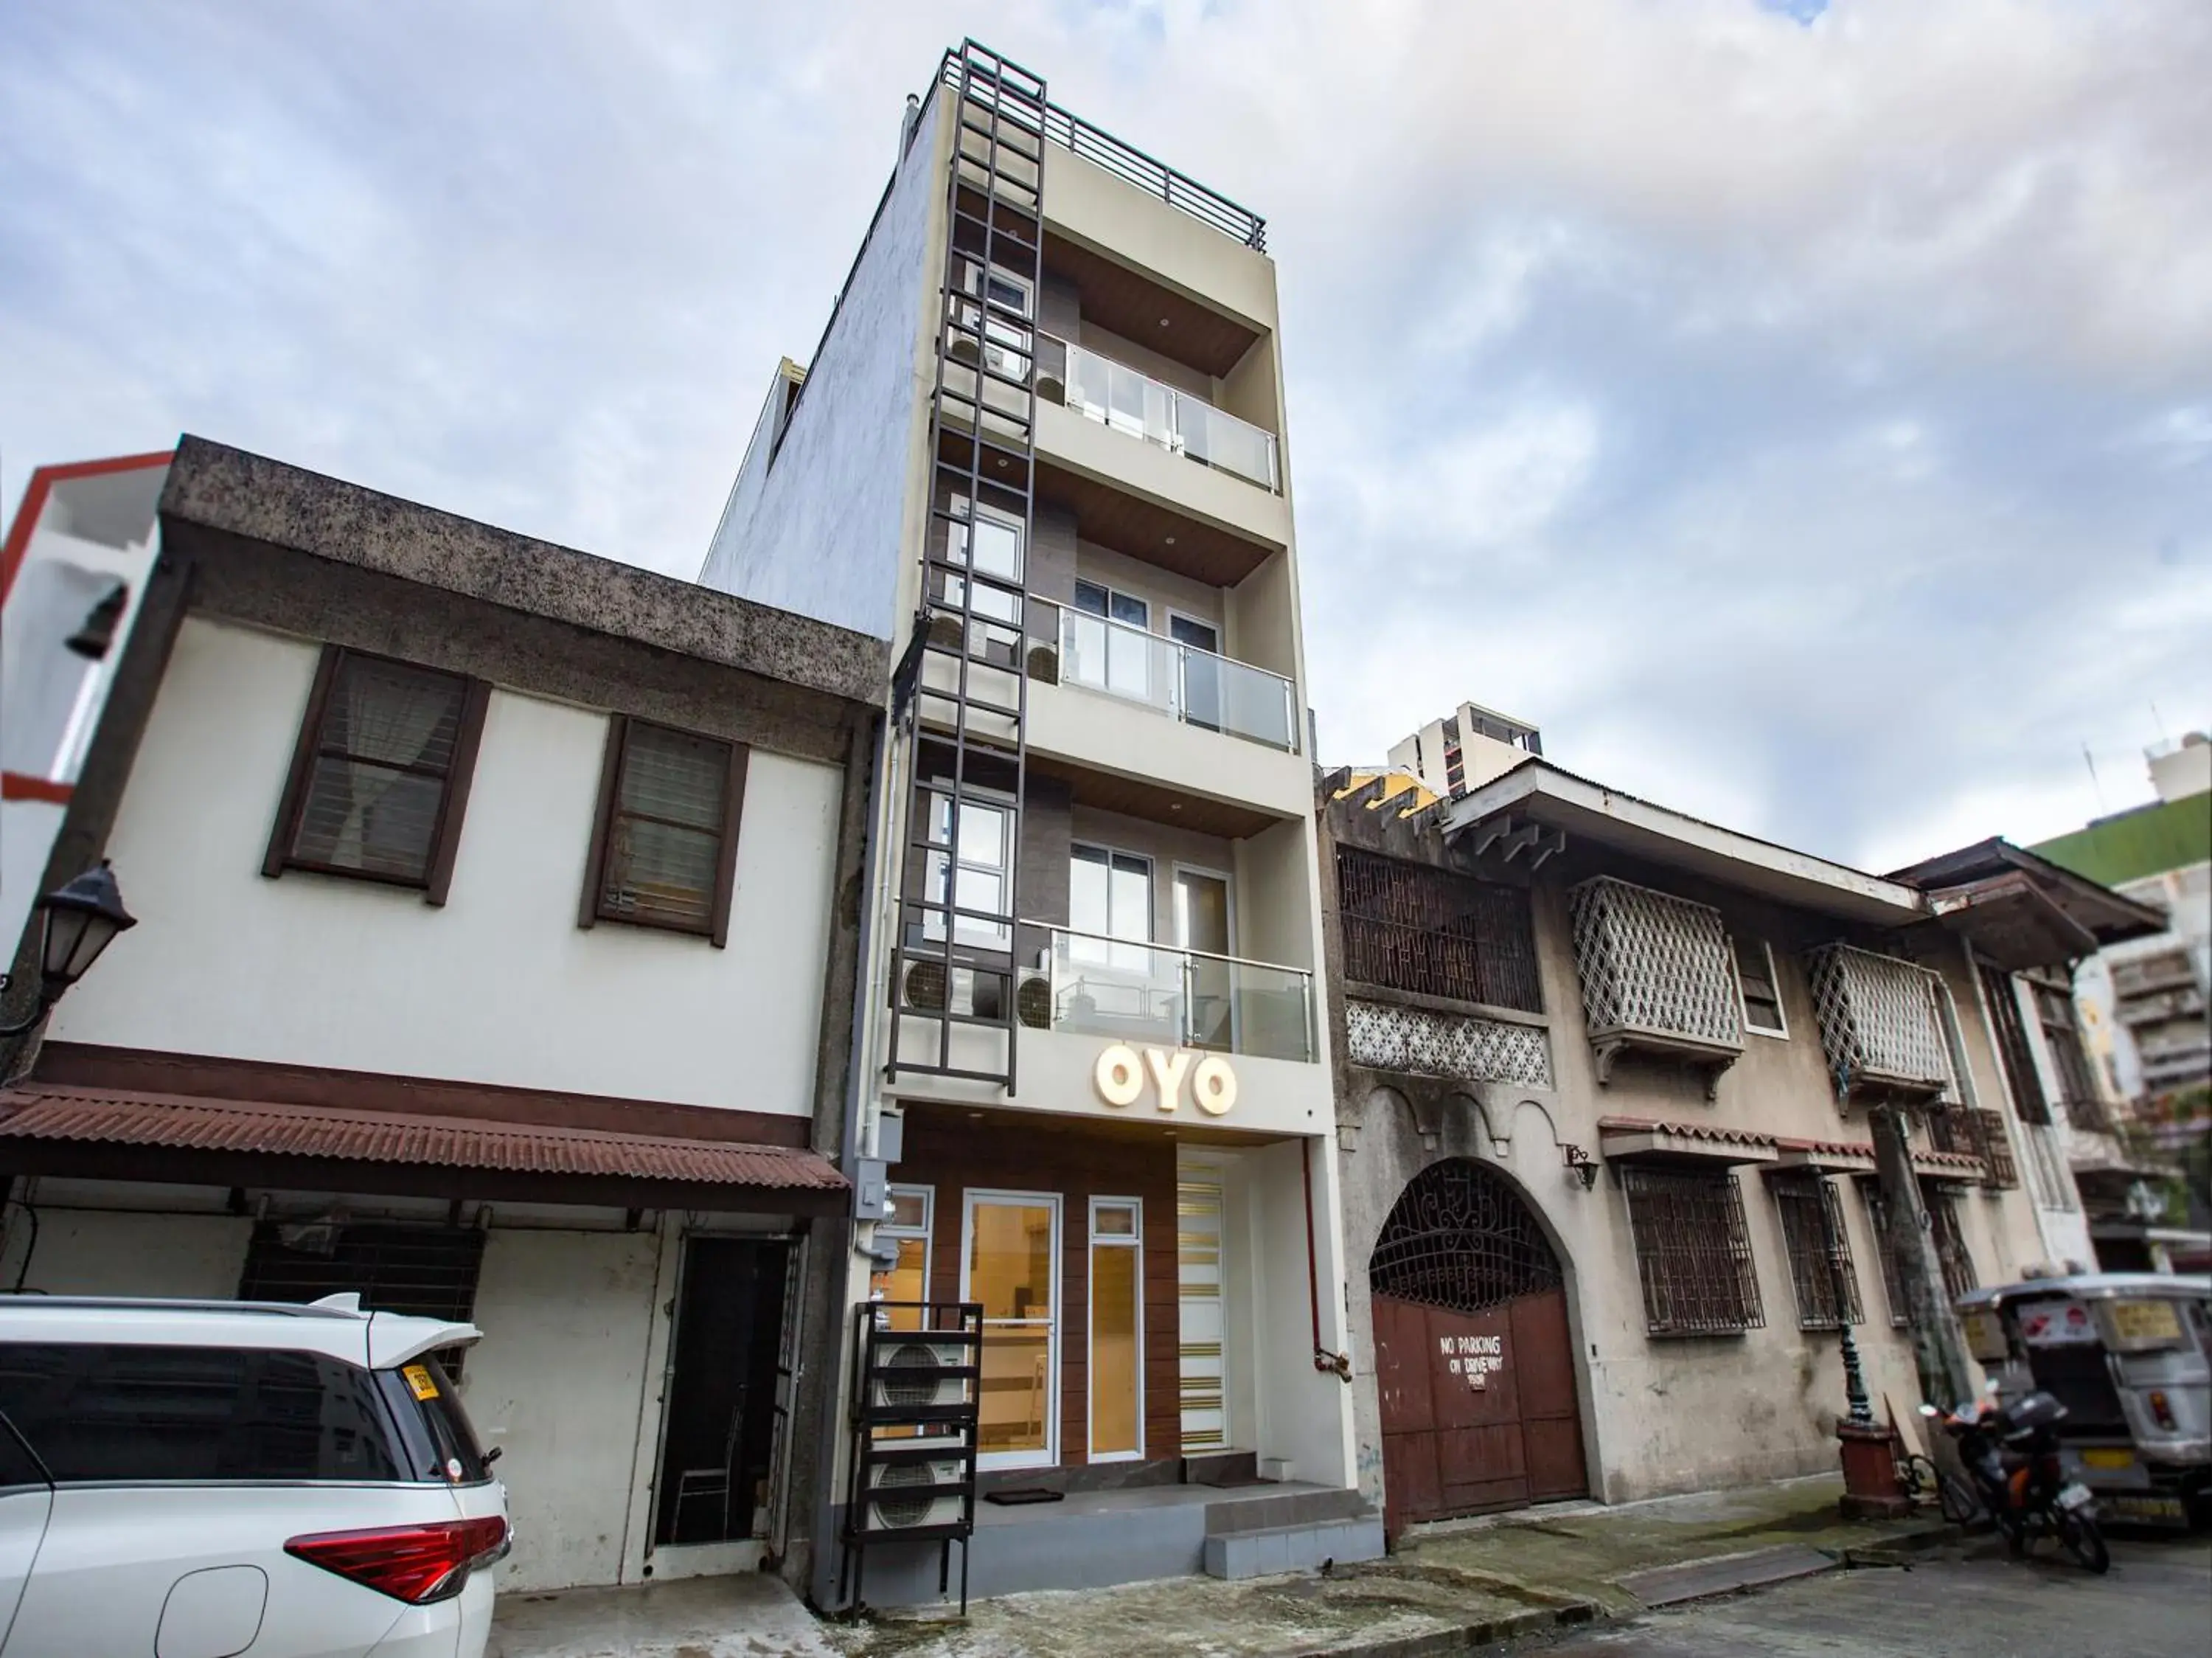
[0,864,136,1036]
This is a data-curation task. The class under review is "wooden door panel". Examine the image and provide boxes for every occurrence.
[1523,1416,1588,1501]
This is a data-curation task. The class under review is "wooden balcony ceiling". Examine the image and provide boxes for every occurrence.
[1035,459,1275,588]
[1044,232,1259,378]
[1027,751,1279,842]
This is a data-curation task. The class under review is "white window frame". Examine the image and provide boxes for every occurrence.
[956,258,1034,381]
[920,789,1014,951]
[1086,1196,1146,1464]
[960,1188,1062,1472]
[1734,936,1789,1038]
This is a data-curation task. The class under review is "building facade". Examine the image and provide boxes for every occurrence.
[1319,718,2154,1537]
[0,439,884,1598]
[701,43,1366,1602]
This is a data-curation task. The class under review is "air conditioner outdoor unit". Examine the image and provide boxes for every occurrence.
[864,1460,966,1530]
[868,1339,972,1410]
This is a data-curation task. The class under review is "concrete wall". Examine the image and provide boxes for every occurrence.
[1,1204,249,1299]
[696,92,945,639]
[51,617,842,1117]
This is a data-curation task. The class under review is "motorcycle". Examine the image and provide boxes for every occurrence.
[1921,1387,2110,1574]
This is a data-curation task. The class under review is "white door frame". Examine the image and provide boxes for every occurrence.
[960,1188,1062,1471]
[1174,861,1240,1052]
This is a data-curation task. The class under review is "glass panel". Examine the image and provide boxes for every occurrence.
[1046,930,1315,1060]
[295,760,445,878]
[1093,1204,1138,1238]
[1178,873,1237,1052]
[1056,341,1279,490]
[970,1200,1057,1460]
[884,1189,930,1231]
[1215,654,1295,749]
[1090,1241,1141,1457]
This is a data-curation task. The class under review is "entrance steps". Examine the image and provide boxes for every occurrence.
[1202,1485,1385,1581]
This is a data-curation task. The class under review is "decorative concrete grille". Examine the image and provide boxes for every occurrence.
[1567,878,1743,1048]
[1770,1175,1863,1329]
[1344,999,1554,1087]
[1804,944,1952,1099]
[1616,1165,1765,1336]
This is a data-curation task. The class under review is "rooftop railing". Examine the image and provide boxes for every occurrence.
[1037,597,1298,752]
[1042,337,1280,493]
[1022,926,1315,1061]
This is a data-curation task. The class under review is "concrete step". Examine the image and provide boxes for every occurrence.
[1205,1484,1374,1535]
[1203,1513,1387,1580]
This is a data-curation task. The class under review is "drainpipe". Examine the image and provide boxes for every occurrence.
[1301,1140,1351,1380]
[1868,1104,1976,1408]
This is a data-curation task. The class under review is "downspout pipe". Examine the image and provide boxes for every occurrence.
[1302,1138,1352,1381]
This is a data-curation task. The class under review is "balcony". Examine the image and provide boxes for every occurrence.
[1566,876,1745,1096]
[2115,984,2207,1027]
[1039,337,1279,493]
[1020,926,1315,1062]
[1802,943,1953,1103]
[1039,598,1295,752]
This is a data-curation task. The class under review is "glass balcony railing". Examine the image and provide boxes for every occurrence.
[1027,926,1315,1062]
[1045,600,1297,752]
[1041,337,1280,493]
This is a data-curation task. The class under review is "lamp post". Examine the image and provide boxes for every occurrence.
[0,864,138,1038]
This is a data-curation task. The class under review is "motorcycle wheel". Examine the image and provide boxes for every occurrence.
[1938,1472,1980,1527]
[2056,1508,2110,1575]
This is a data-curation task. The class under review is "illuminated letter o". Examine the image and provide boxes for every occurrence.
[1094,1044,1144,1107]
[1192,1055,1237,1117]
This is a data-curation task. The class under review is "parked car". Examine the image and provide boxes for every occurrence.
[0,1293,508,1657]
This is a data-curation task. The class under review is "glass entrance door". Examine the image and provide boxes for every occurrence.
[962,1193,1060,1469]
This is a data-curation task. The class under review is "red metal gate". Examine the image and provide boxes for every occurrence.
[1368,1160,1587,1536]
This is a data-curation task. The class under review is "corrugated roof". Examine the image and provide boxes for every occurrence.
[0,1086,846,1192]
[2029,794,2212,889]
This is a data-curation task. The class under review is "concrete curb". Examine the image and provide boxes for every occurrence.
[1612,1518,1958,1611]
[1297,1598,1603,1657]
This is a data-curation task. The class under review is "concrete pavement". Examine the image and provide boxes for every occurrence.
[1530,1533,2212,1657]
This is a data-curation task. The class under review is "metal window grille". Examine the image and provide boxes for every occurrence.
[1804,945,1952,1099]
[1978,965,2051,1126]
[1857,1182,1909,1327]
[1335,849,1542,1013]
[1568,878,1743,1049]
[1770,1176,1863,1329]
[1925,1188,1979,1303]
[1973,1109,2020,1190]
[240,1222,486,1371]
[1368,1159,1562,1314]
[1615,1165,1765,1336]
[1343,998,1553,1086]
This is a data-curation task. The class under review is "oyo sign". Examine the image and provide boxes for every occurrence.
[1093,1044,1237,1117]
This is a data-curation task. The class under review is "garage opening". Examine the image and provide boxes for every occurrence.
[1368,1159,1586,1537]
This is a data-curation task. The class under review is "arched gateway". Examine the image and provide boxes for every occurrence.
[1368,1159,1587,1536]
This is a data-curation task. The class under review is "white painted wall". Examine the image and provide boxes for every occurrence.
[458,1228,662,1593]
[0,1208,248,1299]
[52,617,842,1116]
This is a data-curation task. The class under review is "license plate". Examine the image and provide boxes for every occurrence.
[2056,1482,2095,1512]
[2079,1448,2135,1471]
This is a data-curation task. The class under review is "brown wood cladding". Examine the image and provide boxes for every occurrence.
[1034,462,1276,589]
[897,1106,1180,1464]
[1042,233,1260,379]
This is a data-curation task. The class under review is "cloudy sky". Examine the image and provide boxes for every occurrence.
[5,0,2207,872]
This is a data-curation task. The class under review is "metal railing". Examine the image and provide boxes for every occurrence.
[1023,925,1315,1061]
[1041,599,1297,752]
[1043,337,1279,492]
[939,53,1267,251]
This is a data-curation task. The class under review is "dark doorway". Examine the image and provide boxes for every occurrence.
[654,1236,790,1547]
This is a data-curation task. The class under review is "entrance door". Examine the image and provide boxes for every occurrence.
[963,1192,1061,1469]
[654,1237,790,1548]
[1368,1159,1586,1537]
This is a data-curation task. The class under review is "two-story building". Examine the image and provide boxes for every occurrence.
[700,42,1367,1602]
[1318,710,2157,1537]
[0,438,884,1600]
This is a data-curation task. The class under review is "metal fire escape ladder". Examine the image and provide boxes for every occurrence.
[886,41,1048,1090]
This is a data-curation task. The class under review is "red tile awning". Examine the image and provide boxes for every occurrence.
[0,1085,846,1203]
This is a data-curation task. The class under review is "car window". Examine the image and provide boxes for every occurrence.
[375,1355,491,1485]
[0,1343,403,1484]
[0,1412,48,1489]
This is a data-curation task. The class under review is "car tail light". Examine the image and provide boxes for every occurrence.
[285,1515,509,1603]
[2148,1390,2177,1431]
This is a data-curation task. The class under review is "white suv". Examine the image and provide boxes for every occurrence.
[0,1294,509,1658]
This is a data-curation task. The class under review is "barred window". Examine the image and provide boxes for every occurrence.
[1974,1109,2019,1190]
[1978,965,2050,1126]
[2030,982,2110,1133]
[1925,1186,1979,1303]
[1858,1182,1908,1327]
[1335,848,1541,1012]
[1616,1165,1764,1336]
[1769,1175,1863,1329]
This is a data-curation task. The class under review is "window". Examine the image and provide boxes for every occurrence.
[1088,1198,1144,1462]
[918,789,1013,951]
[1924,1184,1979,1302]
[582,717,748,945]
[937,495,1026,670]
[1070,843,1153,962]
[264,647,489,903]
[1068,580,1154,701]
[870,1185,935,1328]
[1978,964,2050,1126]
[2030,982,2110,1133]
[1858,1182,1909,1327]
[0,1344,404,1484]
[239,1221,486,1378]
[1769,1175,1862,1330]
[955,257,1034,381]
[1335,848,1542,1013]
[1734,937,1787,1036]
[1616,1165,1765,1336]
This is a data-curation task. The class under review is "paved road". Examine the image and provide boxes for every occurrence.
[1531,1533,2211,1657]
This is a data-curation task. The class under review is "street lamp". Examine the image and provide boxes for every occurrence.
[0,864,137,1037]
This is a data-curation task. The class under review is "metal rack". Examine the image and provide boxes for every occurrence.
[838,1300,984,1613]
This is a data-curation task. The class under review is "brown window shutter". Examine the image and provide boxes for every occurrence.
[263,645,344,878]
[709,743,751,949]
[422,679,492,907]
[579,715,628,930]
